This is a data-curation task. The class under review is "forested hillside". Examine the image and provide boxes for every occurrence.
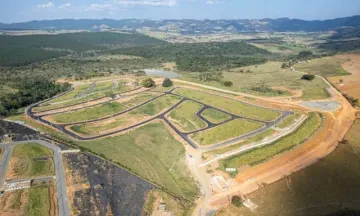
[0,32,165,66]
[111,42,269,72]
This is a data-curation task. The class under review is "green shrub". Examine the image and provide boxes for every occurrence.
[223,81,233,87]
[301,74,315,81]
[141,78,155,88]
[231,196,242,207]
[162,78,173,87]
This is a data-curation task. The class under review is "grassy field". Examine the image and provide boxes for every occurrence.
[182,61,330,100]
[92,81,114,91]
[9,143,54,179]
[75,122,198,200]
[201,108,231,124]
[167,100,207,132]
[190,119,264,146]
[206,129,277,156]
[300,86,330,100]
[51,92,159,123]
[216,120,360,216]
[129,94,182,116]
[276,113,302,129]
[47,83,91,104]
[143,189,194,216]
[24,185,53,216]
[295,57,350,77]
[173,88,280,121]
[70,94,182,135]
[221,112,322,169]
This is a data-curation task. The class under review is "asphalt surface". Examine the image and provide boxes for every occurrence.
[0,140,70,216]
[0,146,13,193]
[27,86,291,151]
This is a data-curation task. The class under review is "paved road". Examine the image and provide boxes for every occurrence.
[0,140,70,216]
[0,146,13,193]
[27,86,291,152]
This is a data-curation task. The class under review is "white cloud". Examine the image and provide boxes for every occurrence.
[58,3,71,9]
[205,0,223,4]
[37,2,55,9]
[114,0,177,7]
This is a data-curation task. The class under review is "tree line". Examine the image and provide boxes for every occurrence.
[0,78,71,116]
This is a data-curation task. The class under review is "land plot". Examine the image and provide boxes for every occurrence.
[220,112,322,169]
[182,61,330,100]
[216,121,360,216]
[201,108,232,124]
[0,120,39,142]
[33,92,108,112]
[190,119,264,146]
[0,184,56,216]
[295,56,350,77]
[46,83,92,104]
[92,81,113,92]
[7,143,54,179]
[75,122,198,200]
[64,152,155,216]
[49,92,160,123]
[173,88,281,121]
[167,100,207,133]
[205,129,277,156]
[69,94,182,136]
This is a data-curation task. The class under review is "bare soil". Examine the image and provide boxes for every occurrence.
[328,53,360,100]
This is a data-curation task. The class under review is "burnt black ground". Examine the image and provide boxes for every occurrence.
[65,152,156,216]
[0,120,39,141]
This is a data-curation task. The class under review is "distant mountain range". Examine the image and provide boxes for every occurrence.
[1,15,360,33]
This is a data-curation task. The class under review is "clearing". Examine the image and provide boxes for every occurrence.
[295,56,350,77]
[328,53,360,100]
[7,143,54,179]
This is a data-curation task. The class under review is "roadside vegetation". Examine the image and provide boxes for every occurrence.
[276,113,303,129]
[167,100,207,132]
[173,88,281,121]
[190,119,264,146]
[205,129,277,156]
[8,143,54,179]
[220,112,322,169]
[201,108,231,124]
[75,122,198,200]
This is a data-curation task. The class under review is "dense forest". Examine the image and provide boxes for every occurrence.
[0,78,71,116]
[111,42,269,72]
[0,32,165,66]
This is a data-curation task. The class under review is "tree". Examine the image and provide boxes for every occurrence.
[231,196,242,207]
[301,74,315,81]
[162,78,173,87]
[223,81,233,87]
[141,78,155,88]
[339,79,344,84]
[298,51,313,59]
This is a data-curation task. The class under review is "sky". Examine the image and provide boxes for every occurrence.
[1,0,359,23]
